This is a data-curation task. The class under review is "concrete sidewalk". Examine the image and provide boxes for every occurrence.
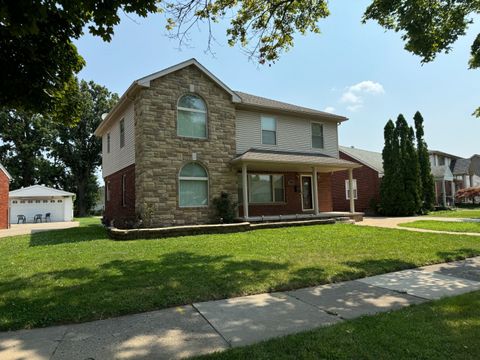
[1,257,479,360]
[356,216,480,236]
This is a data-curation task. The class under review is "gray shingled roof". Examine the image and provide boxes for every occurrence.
[339,146,384,175]
[431,165,454,180]
[235,91,347,121]
[452,158,471,175]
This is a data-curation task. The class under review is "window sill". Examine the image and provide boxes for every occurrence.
[177,135,209,141]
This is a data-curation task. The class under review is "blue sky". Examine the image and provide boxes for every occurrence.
[75,0,480,157]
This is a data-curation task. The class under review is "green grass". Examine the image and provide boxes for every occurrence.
[197,291,480,360]
[1,218,480,331]
[400,220,480,233]
[428,208,480,218]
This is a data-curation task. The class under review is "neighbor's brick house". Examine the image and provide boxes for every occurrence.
[0,164,12,229]
[95,59,361,228]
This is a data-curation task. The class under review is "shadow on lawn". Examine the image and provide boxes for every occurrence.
[29,224,106,246]
[436,248,479,261]
[0,251,290,331]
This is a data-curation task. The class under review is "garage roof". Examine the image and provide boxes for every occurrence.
[9,185,75,198]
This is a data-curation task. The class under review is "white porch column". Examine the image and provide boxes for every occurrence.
[242,164,249,219]
[451,181,456,206]
[312,167,319,215]
[348,168,355,213]
[442,180,447,207]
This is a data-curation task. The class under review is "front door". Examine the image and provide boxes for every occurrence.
[301,175,313,211]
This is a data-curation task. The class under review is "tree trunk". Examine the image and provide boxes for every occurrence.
[76,179,87,217]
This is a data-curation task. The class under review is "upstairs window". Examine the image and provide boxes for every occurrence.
[438,156,445,166]
[177,94,207,139]
[261,117,277,145]
[345,179,358,200]
[107,133,111,153]
[179,163,208,207]
[119,119,125,148]
[312,123,324,149]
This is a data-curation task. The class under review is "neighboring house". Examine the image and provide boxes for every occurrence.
[95,58,361,228]
[0,164,12,229]
[428,150,460,207]
[332,146,383,214]
[9,185,75,223]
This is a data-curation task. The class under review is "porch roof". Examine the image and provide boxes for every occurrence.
[231,149,361,172]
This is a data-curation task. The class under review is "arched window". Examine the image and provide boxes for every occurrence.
[179,163,208,207]
[177,94,207,138]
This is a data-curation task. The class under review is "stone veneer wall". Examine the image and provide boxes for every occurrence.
[134,65,238,227]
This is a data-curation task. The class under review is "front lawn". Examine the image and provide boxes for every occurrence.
[428,208,480,218]
[198,290,480,360]
[1,219,480,331]
[400,220,480,233]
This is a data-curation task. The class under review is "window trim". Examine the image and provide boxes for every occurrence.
[311,121,325,149]
[261,116,277,146]
[345,179,358,200]
[178,162,209,208]
[176,94,208,140]
[119,119,125,148]
[247,173,285,204]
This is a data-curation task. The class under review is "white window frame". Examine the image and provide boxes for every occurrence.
[311,122,324,149]
[261,116,277,146]
[119,119,125,148]
[248,173,285,204]
[177,94,208,139]
[178,163,209,208]
[345,179,358,200]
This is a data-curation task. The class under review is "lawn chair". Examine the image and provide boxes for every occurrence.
[45,213,51,222]
[34,214,42,223]
[17,215,26,224]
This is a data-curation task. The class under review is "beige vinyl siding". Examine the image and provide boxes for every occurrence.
[235,110,339,157]
[102,103,135,178]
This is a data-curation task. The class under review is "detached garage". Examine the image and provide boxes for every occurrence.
[9,185,75,224]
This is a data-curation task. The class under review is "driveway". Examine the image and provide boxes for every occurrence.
[0,222,79,238]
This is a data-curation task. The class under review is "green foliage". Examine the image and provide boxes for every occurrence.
[0,1,158,112]
[212,192,238,223]
[414,111,436,212]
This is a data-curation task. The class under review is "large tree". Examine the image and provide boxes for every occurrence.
[414,111,436,212]
[0,109,63,189]
[51,80,118,216]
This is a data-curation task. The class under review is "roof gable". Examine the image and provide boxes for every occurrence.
[339,146,384,174]
[0,163,12,180]
[9,185,75,198]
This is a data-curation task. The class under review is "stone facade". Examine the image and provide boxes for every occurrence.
[134,65,238,227]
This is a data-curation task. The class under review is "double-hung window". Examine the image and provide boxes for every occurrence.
[249,174,284,203]
[107,133,111,153]
[177,94,207,138]
[261,117,277,145]
[179,163,209,207]
[119,119,125,148]
[311,123,324,149]
[345,179,358,200]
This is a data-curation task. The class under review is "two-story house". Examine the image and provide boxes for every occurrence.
[95,59,360,228]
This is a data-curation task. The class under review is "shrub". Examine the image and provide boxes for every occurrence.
[213,192,237,223]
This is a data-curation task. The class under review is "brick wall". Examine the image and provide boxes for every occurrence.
[331,152,381,213]
[0,170,9,229]
[134,65,237,227]
[238,172,333,217]
[104,164,136,227]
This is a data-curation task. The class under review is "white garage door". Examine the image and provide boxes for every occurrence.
[10,198,66,224]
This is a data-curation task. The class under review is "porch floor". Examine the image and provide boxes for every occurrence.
[243,212,364,223]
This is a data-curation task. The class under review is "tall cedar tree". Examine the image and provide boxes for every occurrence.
[0,109,66,189]
[405,126,421,215]
[414,111,435,212]
[51,80,118,216]
[380,120,399,215]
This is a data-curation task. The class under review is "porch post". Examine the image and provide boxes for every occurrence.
[442,180,447,207]
[348,168,355,213]
[242,163,249,219]
[451,181,456,207]
[312,167,319,215]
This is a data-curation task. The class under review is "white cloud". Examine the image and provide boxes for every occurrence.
[340,80,385,112]
[324,106,335,113]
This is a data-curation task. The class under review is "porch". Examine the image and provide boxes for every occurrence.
[432,165,456,208]
[232,149,362,221]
